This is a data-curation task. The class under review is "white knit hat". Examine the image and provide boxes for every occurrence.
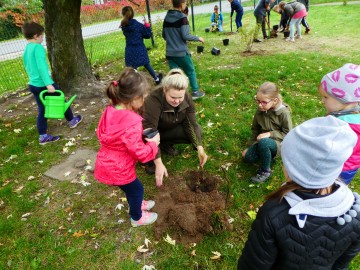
[281,116,357,189]
[321,63,360,103]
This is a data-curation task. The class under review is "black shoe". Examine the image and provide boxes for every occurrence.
[160,144,179,156]
[155,73,163,85]
[253,38,262,43]
[145,161,155,175]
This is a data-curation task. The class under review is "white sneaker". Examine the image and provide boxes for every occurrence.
[295,35,302,39]
[285,37,295,42]
[141,200,155,211]
[131,211,158,227]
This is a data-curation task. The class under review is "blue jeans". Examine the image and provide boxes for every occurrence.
[29,84,74,135]
[143,62,157,81]
[235,10,244,28]
[119,178,144,221]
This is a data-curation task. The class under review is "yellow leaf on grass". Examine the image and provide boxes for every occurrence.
[137,245,149,253]
[73,231,84,238]
[247,210,257,220]
[163,234,176,245]
[210,251,221,260]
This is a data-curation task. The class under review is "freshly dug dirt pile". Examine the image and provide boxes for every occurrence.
[153,170,232,244]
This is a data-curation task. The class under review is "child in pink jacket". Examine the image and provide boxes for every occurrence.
[319,63,360,184]
[94,68,160,227]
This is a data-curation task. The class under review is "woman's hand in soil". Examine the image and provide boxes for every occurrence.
[197,146,208,168]
[154,158,168,187]
[257,132,270,141]
[199,37,204,43]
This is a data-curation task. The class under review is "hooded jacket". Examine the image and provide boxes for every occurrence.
[94,106,158,185]
[121,18,151,68]
[237,182,360,270]
[162,10,200,57]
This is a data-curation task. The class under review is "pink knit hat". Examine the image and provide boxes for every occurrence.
[321,63,360,103]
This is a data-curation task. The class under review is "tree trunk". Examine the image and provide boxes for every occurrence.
[43,0,104,97]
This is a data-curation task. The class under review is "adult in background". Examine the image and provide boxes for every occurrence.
[237,116,360,269]
[228,0,244,32]
[253,0,270,42]
[142,69,208,185]
[279,0,307,42]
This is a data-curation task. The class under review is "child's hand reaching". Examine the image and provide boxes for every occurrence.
[199,37,205,43]
[146,133,160,146]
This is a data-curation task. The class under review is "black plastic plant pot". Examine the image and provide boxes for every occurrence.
[223,38,229,46]
[273,25,279,31]
[205,28,210,32]
[284,31,290,38]
[211,47,220,55]
[197,46,204,53]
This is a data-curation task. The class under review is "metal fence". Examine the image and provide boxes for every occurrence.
[0,0,239,94]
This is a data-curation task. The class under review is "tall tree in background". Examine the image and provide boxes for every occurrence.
[43,0,103,97]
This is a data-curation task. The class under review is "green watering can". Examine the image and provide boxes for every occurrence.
[39,90,77,119]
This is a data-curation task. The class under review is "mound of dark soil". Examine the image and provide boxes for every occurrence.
[153,170,232,244]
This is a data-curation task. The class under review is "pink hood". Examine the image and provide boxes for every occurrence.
[343,123,360,171]
[94,106,158,185]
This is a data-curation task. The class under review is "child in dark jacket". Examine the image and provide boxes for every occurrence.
[238,116,360,269]
[120,6,162,85]
[318,63,360,184]
[228,0,244,31]
[242,82,292,183]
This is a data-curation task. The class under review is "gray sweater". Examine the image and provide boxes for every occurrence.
[162,10,199,57]
[284,1,305,17]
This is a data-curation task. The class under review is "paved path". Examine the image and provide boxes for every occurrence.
[0,1,359,61]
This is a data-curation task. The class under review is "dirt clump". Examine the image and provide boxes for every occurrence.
[153,170,232,244]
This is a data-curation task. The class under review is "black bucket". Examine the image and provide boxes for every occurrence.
[284,31,290,38]
[223,38,229,46]
[197,46,204,53]
[211,47,220,55]
[273,25,279,31]
[205,28,210,33]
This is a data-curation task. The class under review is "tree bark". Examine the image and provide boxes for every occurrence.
[43,0,104,97]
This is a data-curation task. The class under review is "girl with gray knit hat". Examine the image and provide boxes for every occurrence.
[237,116,360,269]
[319,63,360,184]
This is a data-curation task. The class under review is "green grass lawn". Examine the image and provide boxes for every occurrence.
[1,4,360,270]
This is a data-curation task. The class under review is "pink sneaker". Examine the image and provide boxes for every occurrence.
[141,200,155,211]
[131,211,158,227]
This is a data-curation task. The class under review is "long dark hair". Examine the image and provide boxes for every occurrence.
[121,6,134,28]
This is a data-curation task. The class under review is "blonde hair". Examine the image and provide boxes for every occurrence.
[161,68,189,92]
[257,82,283,107]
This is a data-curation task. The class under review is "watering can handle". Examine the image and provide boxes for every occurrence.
[39,90,64,105]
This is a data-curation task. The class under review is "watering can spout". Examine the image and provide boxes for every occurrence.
[65,94,77,112]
